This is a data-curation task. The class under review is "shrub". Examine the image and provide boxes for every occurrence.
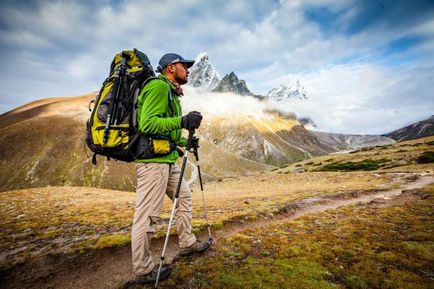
[416,151,434,164]
[319,159,390,171]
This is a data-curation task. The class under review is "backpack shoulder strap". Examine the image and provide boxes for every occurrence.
[136,77,175,121]
[142,76,174,102]
[142,77,174,100]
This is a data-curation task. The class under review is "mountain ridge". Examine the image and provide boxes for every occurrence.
[211,71,254,96]
[267,79,307,101]
[383,115,434,141]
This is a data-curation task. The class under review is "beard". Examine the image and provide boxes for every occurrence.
[174,75,188,85]
[174,70,188,85]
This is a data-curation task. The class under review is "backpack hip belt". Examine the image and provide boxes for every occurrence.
[130,135,177,160]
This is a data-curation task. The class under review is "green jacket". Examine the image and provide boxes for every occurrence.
[136,74,187,163]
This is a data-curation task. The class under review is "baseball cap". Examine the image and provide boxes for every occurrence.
[156,53,195,73]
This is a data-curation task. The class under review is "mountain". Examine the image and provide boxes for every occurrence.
[0,94,276,192]
[187,53,220,91]
[1,93,333,192]
[212,72,254,96]
[298,117,317,129]
[310,131,394,151]
[267,79,307,101]
[383,115,434,141]
[189,54,265,99]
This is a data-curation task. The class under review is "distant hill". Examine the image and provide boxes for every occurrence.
[383,115,434,141]
[311,131,394,151]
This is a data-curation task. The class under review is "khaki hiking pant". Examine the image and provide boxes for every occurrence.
[131,162,197,275]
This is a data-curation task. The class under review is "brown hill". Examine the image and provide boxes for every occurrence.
[0,93,278,192]
[0,93,393,192]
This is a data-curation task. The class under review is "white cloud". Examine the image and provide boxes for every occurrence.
[0,0,433,136]
[182,87,268,118]
[271,61,434,134]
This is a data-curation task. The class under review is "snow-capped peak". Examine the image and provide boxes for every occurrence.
[267,80,307,101]
[194,52,209,63]
[187,52,221,91]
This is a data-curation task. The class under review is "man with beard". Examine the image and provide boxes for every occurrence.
[131,53,211,284]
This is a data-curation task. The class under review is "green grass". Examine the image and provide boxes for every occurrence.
[165,184,434,289]
[318,159,390,171]
[95,234,130,249]
[416,151,434,164]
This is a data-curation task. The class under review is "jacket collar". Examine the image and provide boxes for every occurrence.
[159,74,183,96]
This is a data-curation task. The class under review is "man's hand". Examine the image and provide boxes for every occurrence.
[181,111,203,130]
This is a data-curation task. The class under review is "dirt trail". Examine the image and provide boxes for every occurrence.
[1,173,433,289]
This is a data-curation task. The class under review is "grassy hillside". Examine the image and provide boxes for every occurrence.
[281,136,434,173]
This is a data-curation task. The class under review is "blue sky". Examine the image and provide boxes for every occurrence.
[0,0,433,134]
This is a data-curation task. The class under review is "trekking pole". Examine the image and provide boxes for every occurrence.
[191,137,213,243]
[155,130,196,289]
[103,52,129,143]
[113,52,129,125]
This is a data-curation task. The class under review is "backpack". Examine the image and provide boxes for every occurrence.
[85,49,155,165]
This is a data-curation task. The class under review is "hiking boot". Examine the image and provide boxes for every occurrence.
[179,239,211,257]
[132,265,171,284]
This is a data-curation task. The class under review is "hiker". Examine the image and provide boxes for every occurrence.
[131,53,211,284]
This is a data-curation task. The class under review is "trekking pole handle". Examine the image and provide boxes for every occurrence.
[192,136,199,160]
[185,129,196,151]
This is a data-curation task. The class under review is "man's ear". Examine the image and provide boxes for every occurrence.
[167,64,175,73]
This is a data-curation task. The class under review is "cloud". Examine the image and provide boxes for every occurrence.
[182,87,268,118]
[0,0,433,135]
[271,60,434,134]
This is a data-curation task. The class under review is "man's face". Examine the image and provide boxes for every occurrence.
[172,62,189,85]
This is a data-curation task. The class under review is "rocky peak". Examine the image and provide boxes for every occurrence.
[212,72,253,96]
[187,52,220,91]
[298,117,317,128]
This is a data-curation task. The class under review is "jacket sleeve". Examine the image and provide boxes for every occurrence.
[138,80,182,135]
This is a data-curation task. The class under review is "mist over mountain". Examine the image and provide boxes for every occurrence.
[0,86,394,192]
[0,91,314,192]
[188,53,308,103]
[188,53,312,104]
[0,52,407,192]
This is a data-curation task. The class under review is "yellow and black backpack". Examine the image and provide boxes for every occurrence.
[85,49,155,164]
